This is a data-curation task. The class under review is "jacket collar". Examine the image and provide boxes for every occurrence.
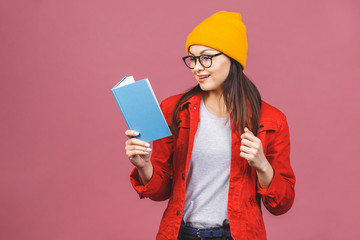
[179,91,253,115]
[180,91,204,110]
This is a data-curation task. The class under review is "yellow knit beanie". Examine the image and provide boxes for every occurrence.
[186,11,248,70]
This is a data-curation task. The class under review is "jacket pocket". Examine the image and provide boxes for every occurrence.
[257,121,279,155]
[173,112,191,169]
[175,117,190,145]
[175,110,191,139]
[176,110,190,129]
[257,121,278,134]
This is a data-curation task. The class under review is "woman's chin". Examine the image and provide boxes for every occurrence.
[199,83,217,92]
[199,84,209,91]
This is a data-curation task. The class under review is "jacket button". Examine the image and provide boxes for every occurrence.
[177,120,182,126]
[194,107,196,110]
[259,125,264,129]
[176,210,180,216]
[182,173,185,180]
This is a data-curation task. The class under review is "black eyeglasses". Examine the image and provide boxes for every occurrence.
[182,53,223,69]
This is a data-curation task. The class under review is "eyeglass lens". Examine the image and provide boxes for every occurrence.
[184,55,212,69]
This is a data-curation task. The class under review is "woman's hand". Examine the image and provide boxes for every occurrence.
[240,127,274,188]
[125,130,152,168]
[125,130,153,185]
[240,127,267,171]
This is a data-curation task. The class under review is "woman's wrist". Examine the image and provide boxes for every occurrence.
[256,160,274,189]
[257,159,271,174]
[137,162,154,185]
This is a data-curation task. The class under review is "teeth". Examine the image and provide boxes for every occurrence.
[199,75,209,79]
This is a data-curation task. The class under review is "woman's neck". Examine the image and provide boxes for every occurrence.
[203,91,229,118]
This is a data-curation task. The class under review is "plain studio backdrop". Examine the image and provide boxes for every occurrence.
[1,0,359,239]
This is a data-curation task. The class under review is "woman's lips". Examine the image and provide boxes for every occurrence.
[198,75,209,83]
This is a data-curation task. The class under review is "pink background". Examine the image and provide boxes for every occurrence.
[1,0,359,239]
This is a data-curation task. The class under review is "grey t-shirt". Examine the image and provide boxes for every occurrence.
[182,98,232,228]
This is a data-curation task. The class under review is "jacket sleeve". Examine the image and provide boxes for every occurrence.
[257,114,296,215]
[129,101,175,201]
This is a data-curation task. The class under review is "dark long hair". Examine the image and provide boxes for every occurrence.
[171,57,262,137]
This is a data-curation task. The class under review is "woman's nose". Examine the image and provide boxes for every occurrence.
[193,59,205,71]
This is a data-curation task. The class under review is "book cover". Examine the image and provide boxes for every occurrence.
[111,76,172,142]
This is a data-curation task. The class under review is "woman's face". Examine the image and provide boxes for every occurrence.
[188,45,231,93]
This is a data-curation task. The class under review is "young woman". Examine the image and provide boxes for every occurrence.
[125,11,295,240]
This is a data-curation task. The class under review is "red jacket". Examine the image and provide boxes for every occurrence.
[130,92,295,240]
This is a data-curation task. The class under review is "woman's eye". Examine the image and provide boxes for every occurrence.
[202,56,211,61]
[189,57,195,62]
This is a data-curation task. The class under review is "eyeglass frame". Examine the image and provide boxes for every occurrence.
[182,52,223,69]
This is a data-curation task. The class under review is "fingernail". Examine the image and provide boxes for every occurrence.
[143,152,149,155]
[134,131,139,136]
[146,148,152,152]
[145,143,150,147]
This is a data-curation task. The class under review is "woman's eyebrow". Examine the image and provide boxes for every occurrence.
[188,48,217,55]
[200,49,217,54]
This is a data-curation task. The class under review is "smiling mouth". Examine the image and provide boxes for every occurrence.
[198,75,210,82]
[198,75,210,79]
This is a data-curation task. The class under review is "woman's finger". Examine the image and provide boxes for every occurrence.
[125,130,140,138]
[241,130,259,142]
[127,150,151,158]
[240,151,252,160]
[241,138,257,148]
[240,145,256,155]
[125,137,150,148]
[125,145,152,153]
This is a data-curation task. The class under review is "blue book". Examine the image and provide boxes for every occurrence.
[111,76,172,142]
